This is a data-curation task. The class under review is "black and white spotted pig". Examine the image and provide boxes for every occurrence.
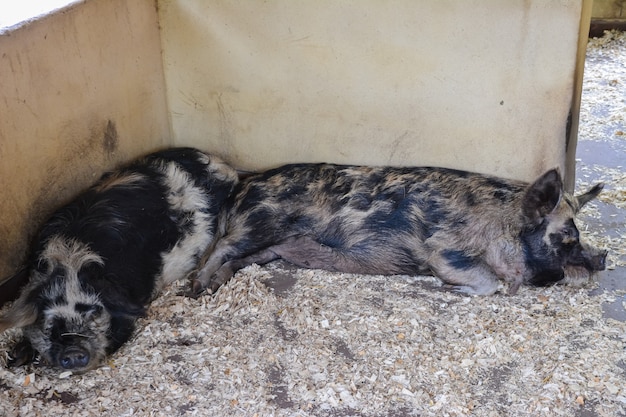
[0,148,238,372]
[190,164,606,296]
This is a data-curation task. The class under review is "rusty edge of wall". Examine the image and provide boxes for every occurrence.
[565,0,593,193]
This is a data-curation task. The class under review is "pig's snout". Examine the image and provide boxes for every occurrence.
[59,346,90,369]
[567,243,607,272]
[586,249,607,271]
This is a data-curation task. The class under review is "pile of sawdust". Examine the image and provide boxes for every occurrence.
[1,263,625,417]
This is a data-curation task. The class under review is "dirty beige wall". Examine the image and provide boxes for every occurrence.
[592,0,626,18]
[158,0,584,179]
[0,0,588,281]
[565,0,592,193]
[0,0,170,279]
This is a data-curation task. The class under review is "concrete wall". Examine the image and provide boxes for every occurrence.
[589,0,626,37]
[0,0,588,282]
[592,0,626,18]
[0,0,170,279]
[158,0,584,180]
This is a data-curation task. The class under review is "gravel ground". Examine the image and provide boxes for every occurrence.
[1,31,625,417]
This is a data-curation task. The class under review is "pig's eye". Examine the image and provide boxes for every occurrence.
[560,227,579,242]
[74,303,103,317]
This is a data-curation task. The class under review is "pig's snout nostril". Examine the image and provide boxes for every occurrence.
[587,250,608,271]
[60,348,90,369]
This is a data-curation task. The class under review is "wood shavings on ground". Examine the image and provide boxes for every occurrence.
[1,31,625,417]
[576,30,626,270]
[1,264,625,416]
[581,30,626,143]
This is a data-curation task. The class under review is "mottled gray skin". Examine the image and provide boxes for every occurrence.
[0,148,238,372]
[191,164,605,296]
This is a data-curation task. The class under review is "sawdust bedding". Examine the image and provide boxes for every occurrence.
[576,30,626,272]
[1,32,626,417]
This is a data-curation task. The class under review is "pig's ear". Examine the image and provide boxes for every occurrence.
[522,168,563,224]
[575,183,603,211]
[0,299,39,332]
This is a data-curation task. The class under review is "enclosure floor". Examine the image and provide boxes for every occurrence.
[578,135,626,322]
[0,32,625,417]
[576,31,626,325]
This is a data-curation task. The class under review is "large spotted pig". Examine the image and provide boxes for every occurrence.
[190,164,606,296]
[0,148,238,372]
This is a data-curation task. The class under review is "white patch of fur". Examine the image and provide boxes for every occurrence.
[93,172,147,193]
[542,201,577,247]
[204,155,239,185]
[23,236,111,370]
[39,237,105,323]
[156,161,215,288]
[40,236,104,275]
[1,236,102,335]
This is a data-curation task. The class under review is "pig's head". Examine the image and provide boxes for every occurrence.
[0,237,133,373]
[518,169,606,287]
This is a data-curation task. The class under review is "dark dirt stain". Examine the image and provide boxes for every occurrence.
[366,296,385,309]
[175,370,194,386]
[273,316,298,342]
[485,361,515,414]
[567,332,590,351]
[580,319,596,327]
[167,337,203,347]
[266,364,295,409]
[333,337,356,362]
[41,389,79,405]
[488,362,514,387]
[177,402,197,414]
[102,119,118,155]
[601,294,626,323]
[263,261,299,297]
[588,269,626,323]
[574,399,600,417]
[169,316,185,327]
[593,269,626,294]
[313,405,420,417]
[167,354,185,362]
[617,359,626,376]
[385,407,421,417]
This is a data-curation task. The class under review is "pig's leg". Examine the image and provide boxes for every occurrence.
[190,235,322,295]
[204,236,347,292]
[189,236,253,296]
[261,236,397,273]
[268,236,347,270]
[204,236,375,293]
[203,248,282,293]
[7,338,37,367]
[427,250,500,295]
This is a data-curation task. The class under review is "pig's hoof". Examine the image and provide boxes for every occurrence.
[442,284,497,296]
[208,280,222,294]
[442,284,474,294]
[7,339,37,368]
[181,279,208,298]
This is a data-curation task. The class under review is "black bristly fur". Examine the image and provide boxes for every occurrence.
[0,147,238,372]
[36,165,179,315]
